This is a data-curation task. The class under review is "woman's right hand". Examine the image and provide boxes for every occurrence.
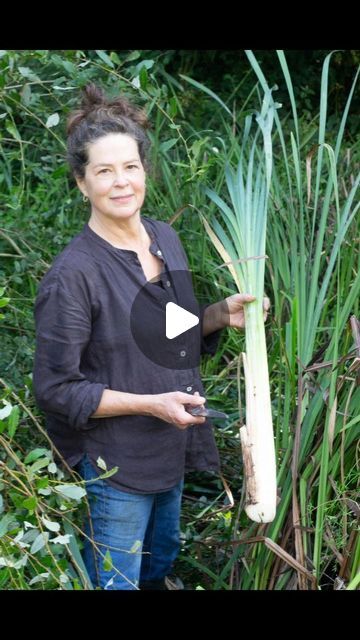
[149,391,206,430]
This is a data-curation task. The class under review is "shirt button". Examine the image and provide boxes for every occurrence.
[156,250,162,256]
[180,350,186,357]
[166,280,171,287]
[186,386,192,392]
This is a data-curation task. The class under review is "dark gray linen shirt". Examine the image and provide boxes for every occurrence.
[33,216,221,493]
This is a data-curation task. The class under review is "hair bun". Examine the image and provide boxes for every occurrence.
[80,83,106,112]
[107,95,149,130]
[66,83,106,135]
[67,83,150,136]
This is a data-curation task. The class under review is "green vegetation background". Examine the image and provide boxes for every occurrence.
[0,50,359,590]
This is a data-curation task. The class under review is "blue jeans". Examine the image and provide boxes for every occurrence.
[76,455,183,590]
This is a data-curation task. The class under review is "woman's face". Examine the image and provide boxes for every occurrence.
[77,133,146,223]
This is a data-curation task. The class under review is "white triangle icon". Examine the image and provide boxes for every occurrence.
[166,302,199,339]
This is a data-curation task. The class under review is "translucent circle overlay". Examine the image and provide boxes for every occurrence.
[130,270,229,370]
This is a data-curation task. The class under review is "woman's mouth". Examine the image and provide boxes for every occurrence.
[110,194,134,203]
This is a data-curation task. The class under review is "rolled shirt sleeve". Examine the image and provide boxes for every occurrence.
[33,282,107,430]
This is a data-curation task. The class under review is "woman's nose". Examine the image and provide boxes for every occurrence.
[113,172,129,186]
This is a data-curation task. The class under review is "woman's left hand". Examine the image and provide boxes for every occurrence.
[225,293,270,330]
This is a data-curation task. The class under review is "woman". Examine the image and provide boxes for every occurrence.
[33,84,267,590]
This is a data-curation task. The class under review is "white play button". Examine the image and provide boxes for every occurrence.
[166,302,199,339]
[131,269,223,369]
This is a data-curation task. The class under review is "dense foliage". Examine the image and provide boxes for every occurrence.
[0,50,359,590]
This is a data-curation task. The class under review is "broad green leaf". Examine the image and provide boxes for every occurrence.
[0,558,12,568]
[110,52,121,66]
[22,496,37,511]
[18,66,40,81]
[38,487,52,496]
[53,84,76,91]
[51,534,71,544]
[134,59,154,73]
[28,457,50,475]
[54,484,86,500]
[168,96,178,118]
[24,448,49,464]
[41,517,60,532]
[131,76,140,89]
[59,573,69,583]
[0,514,16,538]
[36,478,49,490]
[7,405,19,438]
[22,528,40,544]
[160,138,178,153]
[139,66,148,90]
[96,456,107,471]
[125,51,141,62]
[14,555,29,569]
[103,549,113,571]
[97,466,119,480]
[95,50,115,69]
[29,573,50,585]
[45,113,60,128]
[0,555,28,569]
[62,60,76,75]
[20,83,32,106]
[0,403,12,420]
[13,529,29,547]
[30,531,49,554]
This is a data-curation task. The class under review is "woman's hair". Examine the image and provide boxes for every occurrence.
[66,83,150,178]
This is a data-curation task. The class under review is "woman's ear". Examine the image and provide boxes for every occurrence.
[75,177,87,198]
